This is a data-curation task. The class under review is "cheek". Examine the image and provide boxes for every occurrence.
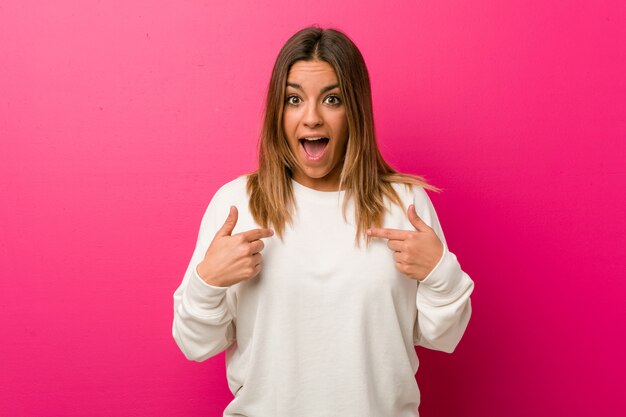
[282,112,290,132]
[332,113,349,141]
[282,113,297,143]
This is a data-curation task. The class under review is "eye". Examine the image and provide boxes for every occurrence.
[324,95,342,106]
[286,95,301,105]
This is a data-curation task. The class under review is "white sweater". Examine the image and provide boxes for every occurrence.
[173,175,474,417]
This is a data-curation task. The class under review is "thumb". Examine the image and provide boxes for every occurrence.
[216,205,238,237]
[407,204,427,232]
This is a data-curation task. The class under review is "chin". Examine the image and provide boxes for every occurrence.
[303,167,332,178]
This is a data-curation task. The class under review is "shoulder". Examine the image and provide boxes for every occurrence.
[213,175,248,198]
[208,175,250,209]
[201,175,250,223]
[385,180,443,235]
[388,181,431,206]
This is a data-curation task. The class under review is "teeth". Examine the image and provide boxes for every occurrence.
[301,137,326,141]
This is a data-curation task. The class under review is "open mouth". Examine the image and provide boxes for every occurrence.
[299,137,329,159]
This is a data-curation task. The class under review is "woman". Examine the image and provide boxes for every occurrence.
[173,26,474,417]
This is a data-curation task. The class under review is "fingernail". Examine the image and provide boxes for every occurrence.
[366,229,372,235]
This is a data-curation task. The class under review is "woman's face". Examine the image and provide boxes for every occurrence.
[283,60,349,191]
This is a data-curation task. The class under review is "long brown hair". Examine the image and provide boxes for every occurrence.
[246,26,441,247]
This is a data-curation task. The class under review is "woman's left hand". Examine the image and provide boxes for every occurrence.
[367,204,444,282]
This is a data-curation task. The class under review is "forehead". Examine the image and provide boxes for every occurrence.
[286,60,338,84]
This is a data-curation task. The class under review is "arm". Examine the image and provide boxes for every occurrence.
[412,188,474,353]
[172,196,236,362]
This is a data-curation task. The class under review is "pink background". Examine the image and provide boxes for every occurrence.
[1,0,625,416]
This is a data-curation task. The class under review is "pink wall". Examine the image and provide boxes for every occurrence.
[1,0,624,416]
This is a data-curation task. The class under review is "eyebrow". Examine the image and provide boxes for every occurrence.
[286,82,340,94]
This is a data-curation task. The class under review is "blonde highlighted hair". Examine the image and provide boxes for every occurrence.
[246,26,441,247]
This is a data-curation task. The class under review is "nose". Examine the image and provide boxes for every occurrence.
[303,102,323,128]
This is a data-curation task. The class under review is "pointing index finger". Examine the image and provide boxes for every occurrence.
[367,227,410,241]
[237,228,274,242]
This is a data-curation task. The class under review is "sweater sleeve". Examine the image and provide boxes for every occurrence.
[172,192,236,362]
[412,187,474,353]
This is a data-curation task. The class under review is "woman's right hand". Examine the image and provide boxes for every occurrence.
[196,205,274,287]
